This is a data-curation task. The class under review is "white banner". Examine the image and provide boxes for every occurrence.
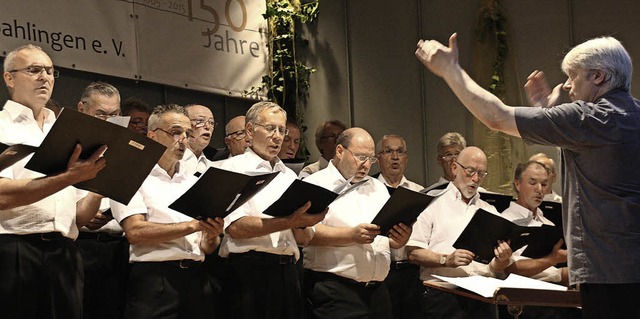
[0,0,268,97]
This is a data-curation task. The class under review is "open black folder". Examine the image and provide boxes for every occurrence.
[522,201,564,259]
[370,187,435,235]
[0,143,37,172]
[262,179,339,217]
[24,108,166,205]
[169,167,278,219]
[479,192,513,213]
[454,209,533,264]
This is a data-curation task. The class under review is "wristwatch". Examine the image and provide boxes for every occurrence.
[439,254,447,266]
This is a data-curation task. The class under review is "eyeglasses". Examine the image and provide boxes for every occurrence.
[153,127,192,142]
[345,147,378,164]
[379,148,407,157]
[94,114,120,120]
[191,117,216,129]
[9,65,59,78]
[455,161,488,179]
[253,122,288,136]
[225,129,246,140]
[440,154,459,161]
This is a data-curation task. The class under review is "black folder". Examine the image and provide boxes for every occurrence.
[24,108,166,205]
[520,201,565,259]
[370,187,435,235]
[479,192,514,213]
[0,143,37,172]
[280,158,306,175]
[453,209,532,264]
[261,179,338,217]
[538,201,563,230]
[521,224,564,259]
[169,167,278,219]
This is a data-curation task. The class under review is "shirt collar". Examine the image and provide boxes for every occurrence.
[507,201,545,223]
[326,160,371,194]
[377,173,409,188]
[4,99,56,124]
[447,182,480,206]
[243,148,288,173]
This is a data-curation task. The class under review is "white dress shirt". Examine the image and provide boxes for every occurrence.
[377,174,424,262]
[299,156,329,179]
[0,100,78,239]
[408,182,504,281]
[501,201,562,282]
[110,164,204,262]
[303,161,392,282]
[542,191,562,203]
[217,148,301,259]
[75,189,123,234]
[181,148,212,176]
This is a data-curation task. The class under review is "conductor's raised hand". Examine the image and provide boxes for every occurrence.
[66,144,107,184]
[287,201,327,229]
[415,33,460,78]
[524,70,563,107]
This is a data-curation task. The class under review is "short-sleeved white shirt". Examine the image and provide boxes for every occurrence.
[217,148,301,259]
[408,182,503,281]
[110,164,204,262]
[0,100,78,239]
[303,161,392,282]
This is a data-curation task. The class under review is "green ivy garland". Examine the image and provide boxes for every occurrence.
[245,0,319,159]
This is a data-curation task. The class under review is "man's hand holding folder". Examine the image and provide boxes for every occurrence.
[453,209,561,264]
[370,187,435,236]
[169,167,279,220]
[261,179,339,217]
[24,108,166,205]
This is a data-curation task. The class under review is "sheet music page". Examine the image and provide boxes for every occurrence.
[432,273,567,298]
[501,273,567,291]
[432,275,503,298]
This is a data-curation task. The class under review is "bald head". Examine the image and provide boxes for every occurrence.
[334,128,376,182]
[452,146,488,202]
[225,115,249,156]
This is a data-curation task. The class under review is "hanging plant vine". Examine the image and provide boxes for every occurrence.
[245,0,319,159]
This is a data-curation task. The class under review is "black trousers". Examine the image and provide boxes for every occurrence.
[0,233,83,319]
[227,251,303,319]
[581,282,640,319]
[202,243,230,319]
[76,233,130,319]
[304,270,392,319]
[123,261,214,319]
[420,285,494,319]
[384,262,422,319]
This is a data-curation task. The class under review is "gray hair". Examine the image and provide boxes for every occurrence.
[561,36,632,91]
[376,134,406,154]
[80,81,120,104]
[148,103,188,131]
[437,132,466,155]
[3,44,44,72]
[245,101,286,126]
